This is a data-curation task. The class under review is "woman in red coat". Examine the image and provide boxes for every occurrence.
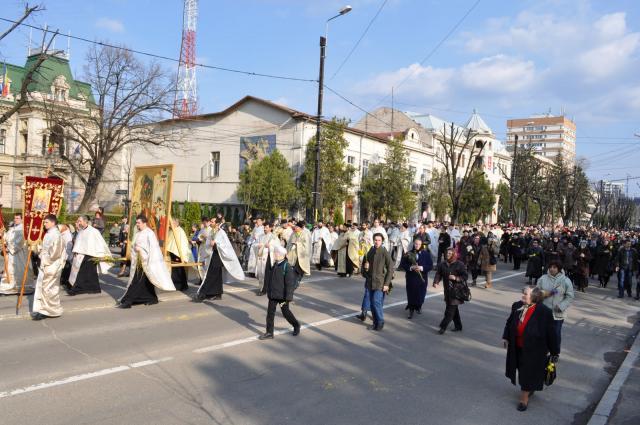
[503,286,559,411]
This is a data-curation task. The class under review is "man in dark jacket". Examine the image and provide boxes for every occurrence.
[259,245,300,340]
[362,233,394,331]
[433,248,468,334]
[437,226,451,264]
[614,240,639,299]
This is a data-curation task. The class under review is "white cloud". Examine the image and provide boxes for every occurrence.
[96,18,125,33]
[579,33,640,80]
[460,55,536,93]
[594,12,627,39]
[355,63,454,99]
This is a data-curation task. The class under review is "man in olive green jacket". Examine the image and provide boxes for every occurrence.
[361,233,393,331]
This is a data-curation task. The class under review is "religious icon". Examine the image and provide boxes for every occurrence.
[32,188,52,212]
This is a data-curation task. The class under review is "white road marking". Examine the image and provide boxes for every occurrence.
[0,357,174,400]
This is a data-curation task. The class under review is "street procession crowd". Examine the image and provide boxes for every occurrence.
[1,210,640,411]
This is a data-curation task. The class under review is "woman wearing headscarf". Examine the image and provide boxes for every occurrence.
[479,236,499,288]
[503,286,559,411]
[433,247,468,334]
[573,240,592,292]
[400,238,433,319]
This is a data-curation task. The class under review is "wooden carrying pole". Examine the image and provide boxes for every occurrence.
[16,220,41,314]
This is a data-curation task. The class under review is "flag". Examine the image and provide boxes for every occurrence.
[1,63,8,97]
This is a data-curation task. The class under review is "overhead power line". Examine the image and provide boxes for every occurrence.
[329,0,388,80]
[0,16,317,83]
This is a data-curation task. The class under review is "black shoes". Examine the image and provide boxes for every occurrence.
[437,328,446,335]
[355,312,366,322]
[372,323,384,331]
[145,300,159,306]
[115,302,131,309]
[517,403,528,412]
[408,310,414,319]
[292,326,300,336]
[31,312,52,321]
[258,332,274,340]
[191,295,204,303]
[452,328,463,332]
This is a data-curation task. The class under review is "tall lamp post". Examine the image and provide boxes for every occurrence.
[312,5,352,222]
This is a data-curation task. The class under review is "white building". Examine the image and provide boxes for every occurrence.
[119,96,512,224]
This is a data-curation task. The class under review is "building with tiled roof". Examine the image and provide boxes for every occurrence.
[0,50,95,211]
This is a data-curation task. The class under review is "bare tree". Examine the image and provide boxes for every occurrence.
[436,122,487,224]
[0,4,58,125]
[43,44,180,211]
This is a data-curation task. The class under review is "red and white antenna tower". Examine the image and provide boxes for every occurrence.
[174,0,198,118]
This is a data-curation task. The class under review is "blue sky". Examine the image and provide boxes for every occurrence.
[2,0,639,193]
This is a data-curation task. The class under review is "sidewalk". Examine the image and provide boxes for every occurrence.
[588,313,640,425]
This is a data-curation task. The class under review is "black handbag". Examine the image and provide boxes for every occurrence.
[452,280,472,302]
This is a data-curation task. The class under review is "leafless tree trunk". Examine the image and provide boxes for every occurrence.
[436,122,486,224]
[42,44,181,212]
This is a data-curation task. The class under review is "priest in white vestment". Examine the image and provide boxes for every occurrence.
[117,215,175,308]
[67,216,112,296]
[166,218,195,291]
[0,213,34,295]
[287,221,311,284]
[245,217,264,275]
[394,223,413,270]
[32,215,66,320]
[311,221,332,271]
[256,222,279,295]
[334,223,361,277]
[193,219,245,302]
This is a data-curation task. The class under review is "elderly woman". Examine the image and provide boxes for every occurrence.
[503,286,559,412]
[479,236,499,288]
[433,247,468,334]
[400,238,433,319]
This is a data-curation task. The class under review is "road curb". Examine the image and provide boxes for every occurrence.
[586,322,640,425]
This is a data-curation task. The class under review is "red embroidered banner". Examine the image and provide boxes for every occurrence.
[23,176,64,243]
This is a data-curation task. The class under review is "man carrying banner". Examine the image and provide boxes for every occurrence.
[67,216,112,296]
[117,214,175,308]
[32,215,66,320]
[0,213,34,295]
[166,217,194,291]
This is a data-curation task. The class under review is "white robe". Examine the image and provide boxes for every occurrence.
[256,232,279,288]
[427,227,439,259]
[125,227,175,292]
[394,229,412,269]
[0,224,34,294]
[202,228,245,283]
[32,227,65,317]
[311,226,332,265]
[246,225,264,274]
[69,225,112,286]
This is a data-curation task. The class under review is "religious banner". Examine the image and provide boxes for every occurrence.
[23,176,64,244]
[239,134,276,173]
[127,164,174,257]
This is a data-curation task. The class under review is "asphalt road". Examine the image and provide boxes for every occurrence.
[0,261,638,425]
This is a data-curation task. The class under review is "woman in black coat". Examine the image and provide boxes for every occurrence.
[433,247,468,334]
[503,286,559,411]
[401,238,433,319]
[525,239,545,284]
[594,239,615,288]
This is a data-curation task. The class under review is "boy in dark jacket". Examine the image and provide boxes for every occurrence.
[259,245,300,340]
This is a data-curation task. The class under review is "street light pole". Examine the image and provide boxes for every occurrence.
[509,134,518,225]
[312,5,352,223]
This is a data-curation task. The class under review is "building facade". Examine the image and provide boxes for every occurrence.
[506,114,576,163]
[0,50,94,212]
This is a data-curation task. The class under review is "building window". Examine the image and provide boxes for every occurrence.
[421,168,429,184]
[19,119,28,155]
[0,129,5,154]
[210,151,220,177]
[347,155,355,166]
[409,166,417,179]
[362,159,369,177]
[461,154,466,167]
